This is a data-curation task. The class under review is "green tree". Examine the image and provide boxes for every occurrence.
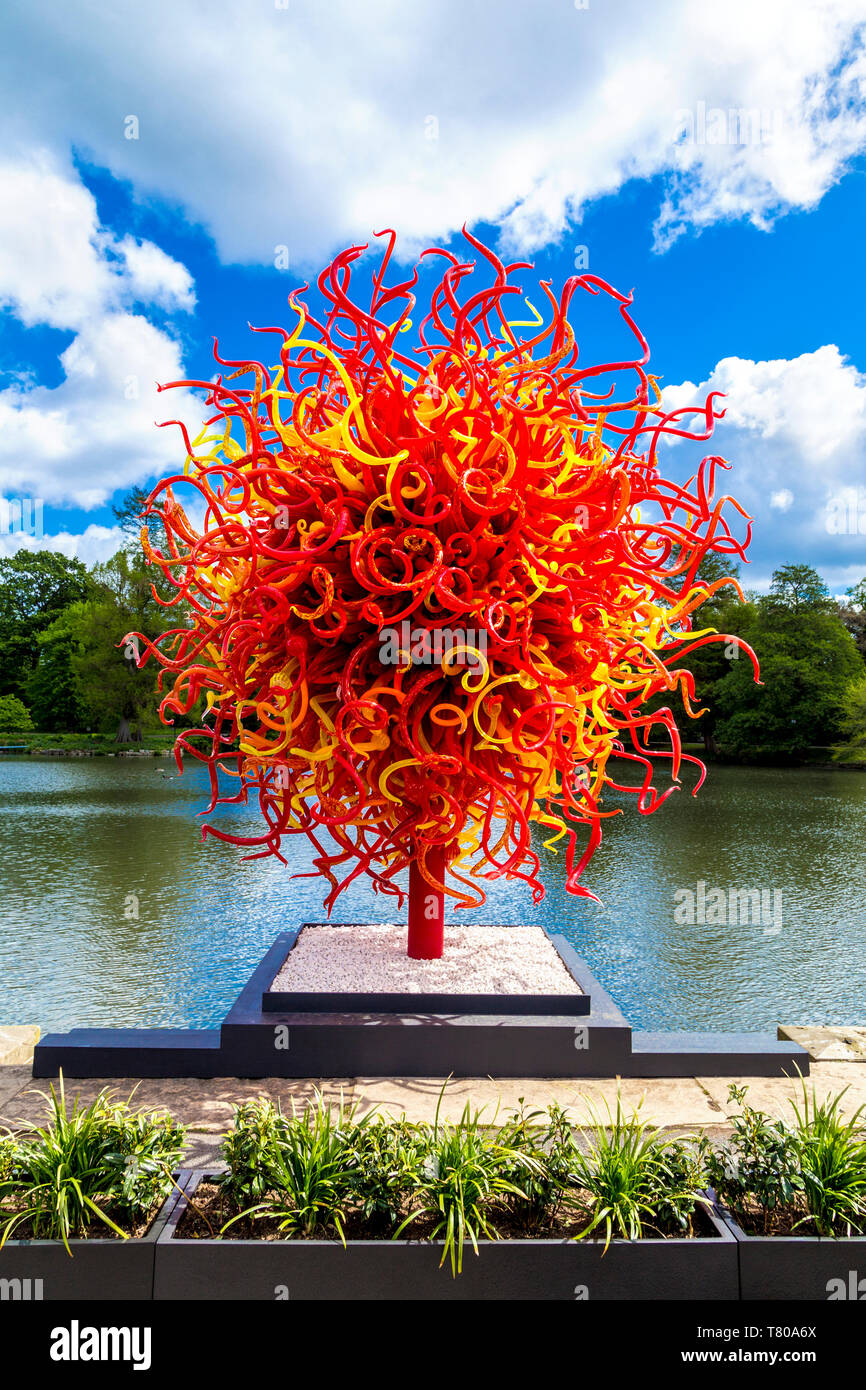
[838,577,866,660]
[24,551,167,740]
[647,553,750,754]
[26,606,90,732]
[111,485,166,548]
[846,578,866,608]
[90,547,167,621]
[833,673,866,763]
[76,550,168,741]
[69,598,158,741]
[713,565,862,759]
[762,563,837,616]
[0,551,92,699]
[0,693,35,732]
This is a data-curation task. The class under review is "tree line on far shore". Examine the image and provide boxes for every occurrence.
[646,555,865,763]
[0,494,864,762]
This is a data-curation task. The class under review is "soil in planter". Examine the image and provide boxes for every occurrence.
[723,1197,865,1238]
[0,1195,167,1242]
[176,1182,720,1243]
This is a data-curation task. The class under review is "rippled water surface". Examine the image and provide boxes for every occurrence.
[0,756,863,1032]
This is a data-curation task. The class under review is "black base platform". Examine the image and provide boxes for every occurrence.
[32,929,809,1080]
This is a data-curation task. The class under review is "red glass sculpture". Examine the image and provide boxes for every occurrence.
[129,230,758,957]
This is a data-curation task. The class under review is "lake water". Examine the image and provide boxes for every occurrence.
[0,756,863,1033]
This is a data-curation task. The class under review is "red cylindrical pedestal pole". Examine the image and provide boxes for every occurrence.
[407,848,444,959]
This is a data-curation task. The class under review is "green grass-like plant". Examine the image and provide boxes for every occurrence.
[395,1094,541,1275]
[788,1078,866,1236]
[22,1075,851,1274]
[707,1076,866,1236]
[569,1093,709,1250]
[0,1076,186,1254]
[223,1090,367,1244]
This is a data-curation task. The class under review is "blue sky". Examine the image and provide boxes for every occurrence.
[0,0,865,593]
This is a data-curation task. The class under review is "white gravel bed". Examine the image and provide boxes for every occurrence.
[271,924,583,996]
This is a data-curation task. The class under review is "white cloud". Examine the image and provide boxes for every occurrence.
[0,0,862,265]
[118,236,195,315]
[662,346,866,458]
[770,489,794,512]
[0,154,200,510]
[653,9,866,250]
[0,312,202,508]
[660,345,866,590]
[0,522,126,566]
[0,152,195,327]
[0,154,116,330]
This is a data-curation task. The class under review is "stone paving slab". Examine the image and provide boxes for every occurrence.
[778,1025,866,1061]
[0,1075,357,1133]
[181,1131,228,1169]
[350,1076,723,1127]
[794,1061,866,1101]
[0,1060,863,1135]
[0,1065,33,1120]
[0,1026,39,1065]
[697,1063,866,1122]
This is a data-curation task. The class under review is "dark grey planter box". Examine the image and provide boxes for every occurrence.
[154,1173,738,1301]
[716,1204,866,1301]
[0,1179,185,1301]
